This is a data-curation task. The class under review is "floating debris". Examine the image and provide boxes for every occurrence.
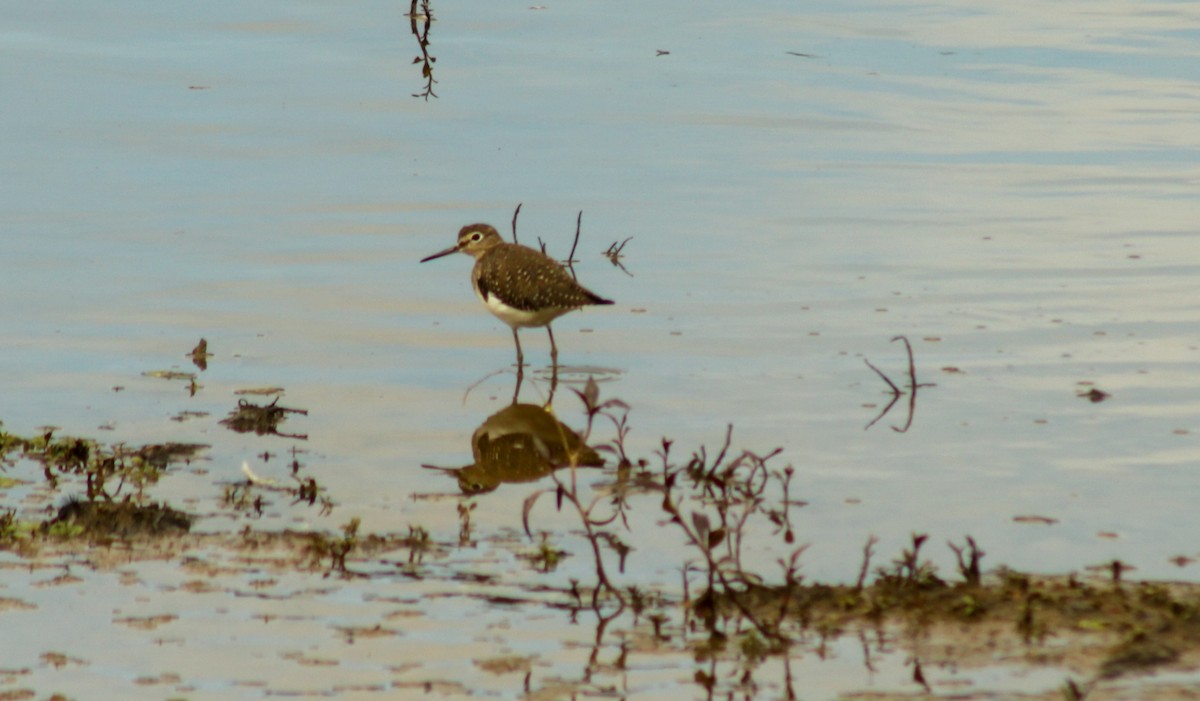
[1013,515,1059,525]
[171,410,210,423]
[1078,387,1111,403]
[241,460,278,486]
[189,338,212,371]
[234,387,286,396]
[135,442,207,468]
[220,398,308,440]
[141,370,196,381]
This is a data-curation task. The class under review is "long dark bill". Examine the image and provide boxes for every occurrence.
[420,245,460,263]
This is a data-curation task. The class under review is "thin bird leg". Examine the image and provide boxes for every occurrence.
[547,325,559,369]
[512,328,525,369]
[512,328,525,402]
[547,325,559,400]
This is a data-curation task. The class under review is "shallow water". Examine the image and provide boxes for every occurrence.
[2,0,1200,697]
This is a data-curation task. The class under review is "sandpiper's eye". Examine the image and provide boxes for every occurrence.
[471,232,483,241]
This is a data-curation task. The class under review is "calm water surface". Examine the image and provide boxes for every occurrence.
[2,0,1199,697]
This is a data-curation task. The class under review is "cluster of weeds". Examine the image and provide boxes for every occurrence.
[0,508,20,544]
[873,533,945,591]
[300,518,438,577]
[521,380,807,649]
[654,425,807,645]
[0,421,25,457]
[457,501,476,545]
[522,378,634,614]
[304,517,361,576]
[222,447,334,517]
[407,524,431,564]
[0,423,206,543]
[1,424,203,503]
[520,532,568,573]
[20,429,205,503]
[516,384,1200,697]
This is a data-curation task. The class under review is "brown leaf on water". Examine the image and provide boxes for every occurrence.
[583,375,599,409]
[190,338,210,370]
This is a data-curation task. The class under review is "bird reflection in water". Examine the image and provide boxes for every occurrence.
[423,403,604,494]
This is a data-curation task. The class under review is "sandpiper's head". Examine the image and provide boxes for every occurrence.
[420,223,504,263]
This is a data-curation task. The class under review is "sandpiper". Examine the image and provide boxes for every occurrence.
[420,223,613,370]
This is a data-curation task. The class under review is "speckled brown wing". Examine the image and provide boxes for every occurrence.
[474,244,612,313]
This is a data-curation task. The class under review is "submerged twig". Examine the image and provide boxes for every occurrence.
[863,335,934,432]
[603,237,634,277]
[406,0,438,100]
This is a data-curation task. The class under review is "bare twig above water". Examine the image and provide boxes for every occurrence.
[567,211,583,267]
[511,202,523,244]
